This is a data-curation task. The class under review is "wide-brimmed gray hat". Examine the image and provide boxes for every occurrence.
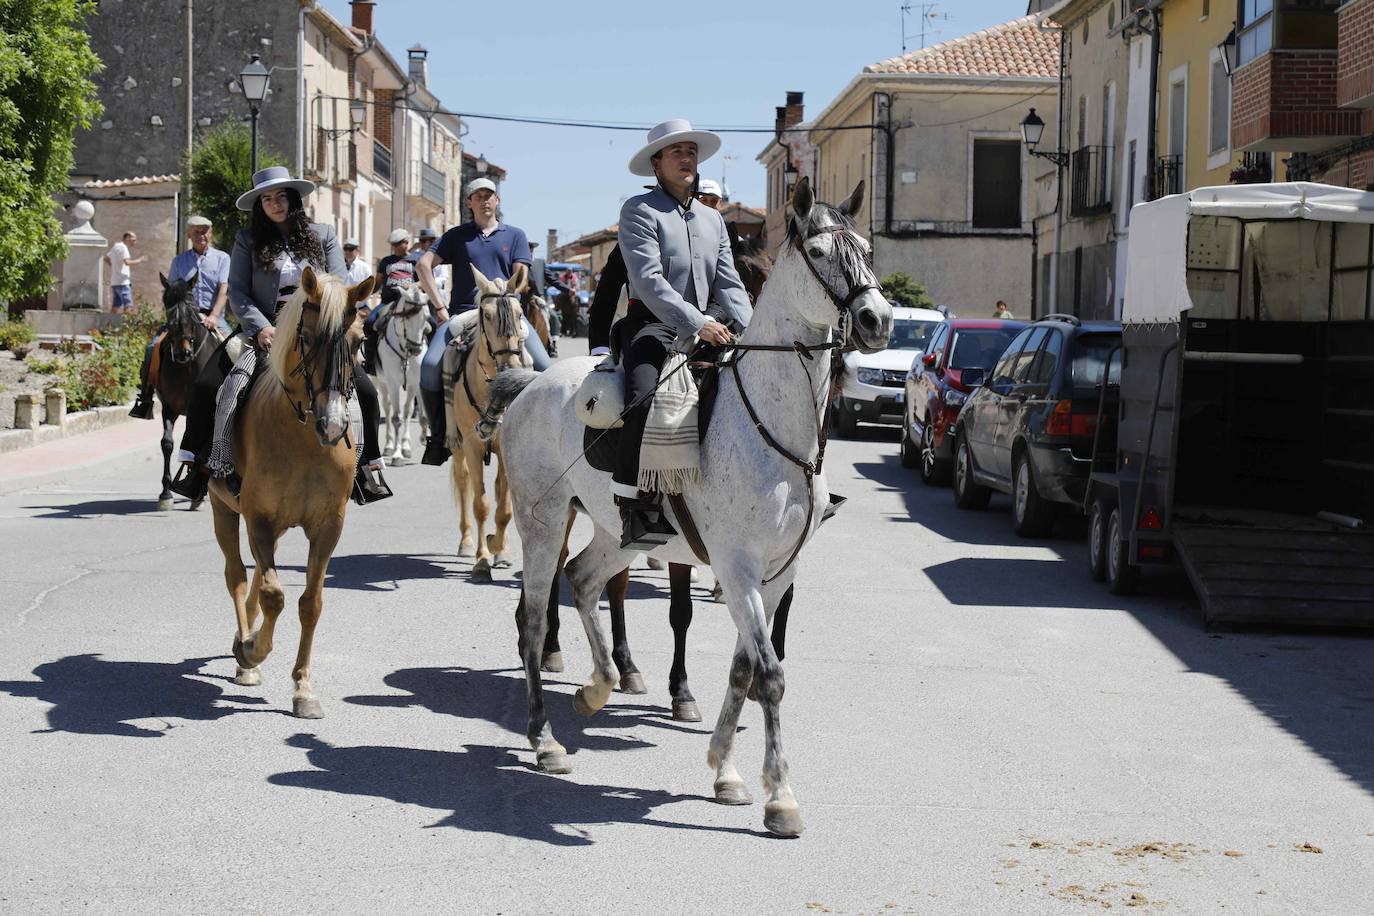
[418,227,438,240]
[629,118,721,177]
[235,166,316,212]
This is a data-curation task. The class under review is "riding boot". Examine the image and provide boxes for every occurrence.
[363,327,379,376]
[128,387,155,420]
[616,493,677,551]
[420,388,449,466]
[353,464,394,505]
[168,464,209,501]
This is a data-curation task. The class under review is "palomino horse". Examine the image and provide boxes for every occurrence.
[447,268,530,581]
[487,178,891,836]
[154,272,219,511]
[376,283,430,461]
[209,267,375,718]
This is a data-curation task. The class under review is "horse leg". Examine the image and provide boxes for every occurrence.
[399,372,415,459]
[487,456,513,569]
[667,562,699,720]
[715,567,803,837]
[517,511,572,773]
[158,411,176,511]
[452,443,475,557]
[236,516,285,674]
[468,444,494,581]
[210,495,260,687]
[540,517,572,673]
[290,519,343,718]
[707,638,753,807]
[563,528,631,717]
[607,568,646,694]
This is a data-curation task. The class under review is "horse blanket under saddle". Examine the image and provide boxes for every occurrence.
[208,344,261,479]
[637,352,701,494]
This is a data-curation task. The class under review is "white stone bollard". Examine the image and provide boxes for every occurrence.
[45,388,66,426]
[14,393,38,430]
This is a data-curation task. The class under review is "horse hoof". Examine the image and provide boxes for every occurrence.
[714,777,754,806]
[232,636,252,670]
[458,542,476,558]
[470,564,493,583]
[536,749,572,774]
[234,666,261,687]
[763,801,804,838]
[672,699,701,722]
[540,651,564,673]
[573,686,606,717]
[157,497,173,512]
[293,697,324,719]
[189,496,204,512]
[493,557,512,570]
[618,671,648,695]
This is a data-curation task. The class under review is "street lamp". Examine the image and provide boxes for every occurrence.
[474,154,488,175]
[349,98,366,131]
[1217,28,1238,78]
[1020,108,1069,167]
[239,54,271,172]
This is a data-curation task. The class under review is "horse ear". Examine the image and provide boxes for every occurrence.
[840,180,865,219]
[726,222,740,245]
[159,273,169,290]
[186,269,198,289]
[471,265,492,294]
[300,265,321,299]
[790,176,814,220]
[348,275,376,304]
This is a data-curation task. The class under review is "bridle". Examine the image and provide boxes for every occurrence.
[165,292,211,365]
[383,293,428,360]
[463,291,526,446]
[281,300,355,441]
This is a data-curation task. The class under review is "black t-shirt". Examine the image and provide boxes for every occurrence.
[376,253,417,303]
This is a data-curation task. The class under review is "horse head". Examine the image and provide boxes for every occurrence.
[159,271,202,365]
[471,267,529,371]
[729,228,773,305]
[269,266,374,446]
[783,177,891,354]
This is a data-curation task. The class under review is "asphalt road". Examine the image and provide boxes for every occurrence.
[2,336,1372,915]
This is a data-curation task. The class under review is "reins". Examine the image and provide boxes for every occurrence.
[279,299,355,446]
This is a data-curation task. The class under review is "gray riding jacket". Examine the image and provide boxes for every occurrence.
[228,222,344,340]
[618,185,752,345]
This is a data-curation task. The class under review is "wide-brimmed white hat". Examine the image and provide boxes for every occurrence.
[235,166,316,212]
[628,118,721,177]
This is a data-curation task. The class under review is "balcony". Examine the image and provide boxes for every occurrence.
[1153,155,1182,199]
[1232,51,1360,152]
[373,141,392,185]
[1338,0,1374,108]
[418,160,445,207]
[1069,145,1112,217]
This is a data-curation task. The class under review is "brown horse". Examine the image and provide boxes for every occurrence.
[155,273,219,511]
[522,292,555,357]
[209,267,375,718]
[447,268,529,581]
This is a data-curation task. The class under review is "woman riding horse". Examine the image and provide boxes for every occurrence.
[170,167,390,504]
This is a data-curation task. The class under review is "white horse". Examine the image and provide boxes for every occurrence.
[484,179,891,837]
[376,283,430,461]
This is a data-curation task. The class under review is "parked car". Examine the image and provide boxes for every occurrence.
[950,314,1122,536]
[901,318,1027,484]
[832,305,944,436]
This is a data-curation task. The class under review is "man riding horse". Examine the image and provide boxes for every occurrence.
[613,119,752,549]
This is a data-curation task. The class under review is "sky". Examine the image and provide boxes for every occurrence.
[320,0,1032,246]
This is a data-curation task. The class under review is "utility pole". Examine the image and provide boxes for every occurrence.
[182,0,193,239]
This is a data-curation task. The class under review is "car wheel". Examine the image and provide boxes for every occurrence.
[1012,451,1057,537]
[834,398,858,438]
[1087,498,1109,582]
[1106,505,1141,596]
[899,420,920,469]
[920,422,952,486]
[952,434,991,510]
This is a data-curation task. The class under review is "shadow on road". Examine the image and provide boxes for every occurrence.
[279,553,466,591]
[269,734,758,845]
[23,498,169,520]
[854,446,1374,798]
[0,654,269,738]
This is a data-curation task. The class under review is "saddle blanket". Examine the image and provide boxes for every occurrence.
[638,352,700,494]
[208,344,260,478]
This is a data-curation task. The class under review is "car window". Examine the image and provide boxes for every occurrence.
[1007,328,1047,383]
[926,324,949,366]
[992,328,1034,383]
[949,328,1020,370]
[1027,329,1064,386]
[890,318,940,351]
[1071,333,1124,391]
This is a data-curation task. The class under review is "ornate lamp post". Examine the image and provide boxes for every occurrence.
[238,54,271,172]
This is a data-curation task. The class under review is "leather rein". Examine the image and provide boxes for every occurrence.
[279,299,355,445]
[383,295,428,360]
[461,292,525,447]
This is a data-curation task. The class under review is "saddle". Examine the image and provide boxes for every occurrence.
[579,360,722,473]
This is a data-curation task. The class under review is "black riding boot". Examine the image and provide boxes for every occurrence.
[420,388,449,466]
[129,345,156,419]
[363,325,379,376]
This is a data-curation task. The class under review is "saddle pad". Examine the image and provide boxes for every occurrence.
[583,425,620,474]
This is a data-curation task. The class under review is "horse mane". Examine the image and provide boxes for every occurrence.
[785,201,870,286]
[163,278,196,324]
[492,290,522,339]
[268,273,351,385]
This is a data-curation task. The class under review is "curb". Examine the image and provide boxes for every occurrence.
[0,403,137,455]
[0,438,160,496]
[0,407,164,496]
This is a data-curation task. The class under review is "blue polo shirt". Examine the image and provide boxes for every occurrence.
[431,221,531,308]
[169,246,231,313]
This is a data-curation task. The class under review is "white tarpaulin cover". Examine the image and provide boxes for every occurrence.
[1122,182,1374,324]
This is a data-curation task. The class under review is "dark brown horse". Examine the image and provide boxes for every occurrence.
[155,273,218,511]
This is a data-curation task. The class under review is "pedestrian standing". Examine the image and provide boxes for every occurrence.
[103,231,146,312]
[993,300,1013,319]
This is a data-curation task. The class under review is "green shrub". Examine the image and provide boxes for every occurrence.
[27,356,60,374]
[0,319,36,351]
[880,271,937,310]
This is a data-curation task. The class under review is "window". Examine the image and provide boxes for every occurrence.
[1202,0,1210,16]
[950,328,1021,371]
[1008,328,1048,383]
[993,328,1035,384]
[1209,57,1230,155]
[971,139,1022,229]
[1168,78,1187,159]
[926,325,950,368]
[1239,0,1340,67]
[1027,329,1064,387]
[1077,95,1088,148]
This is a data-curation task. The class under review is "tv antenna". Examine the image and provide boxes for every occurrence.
[901,2,952,54]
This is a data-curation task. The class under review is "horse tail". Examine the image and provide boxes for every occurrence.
[476,368,539,441]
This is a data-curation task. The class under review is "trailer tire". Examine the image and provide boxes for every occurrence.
[1087,498,1109,582]
[1012,451,1057,537]
[953,434,992,510]
[1106,505,1140,595]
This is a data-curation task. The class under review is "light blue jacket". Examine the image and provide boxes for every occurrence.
[228,223,344,340]
[618,185,752,344]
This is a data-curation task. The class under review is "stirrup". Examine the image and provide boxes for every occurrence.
[128,391,155,420]
[618,496,677,550]
[353,465,393,505]
[168,465,208,501]
[820,492,847,525]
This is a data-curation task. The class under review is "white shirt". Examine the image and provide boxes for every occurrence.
[277,251,302,306]
[343,256,371,286]
[106,242,131,285]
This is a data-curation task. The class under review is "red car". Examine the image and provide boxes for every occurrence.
[901,318,1027,484]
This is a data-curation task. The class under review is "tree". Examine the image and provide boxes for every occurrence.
[880,271,936,310]
[0,0,102,303]
[183,122,288,244]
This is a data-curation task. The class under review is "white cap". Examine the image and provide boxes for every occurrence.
[697,178,723,198]
[187,215,212,228]
[464,177,497,198]
[342,237,360,248]
[388,228,409,244]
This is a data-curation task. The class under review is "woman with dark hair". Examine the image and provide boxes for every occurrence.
[170,167,390,503]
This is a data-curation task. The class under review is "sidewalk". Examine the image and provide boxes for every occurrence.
[0,413,163,495]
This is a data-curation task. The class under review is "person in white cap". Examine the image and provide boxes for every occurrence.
[341,237,371,286]
[414,176,550,465]
[129,215,232,419]
[612,118,752,549]
[361,228,417,373]
[695,177,726,210]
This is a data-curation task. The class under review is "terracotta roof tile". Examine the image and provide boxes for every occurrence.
[82,174,181,189]
[865,15,1060,79]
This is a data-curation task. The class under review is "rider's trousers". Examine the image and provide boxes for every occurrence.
[612,314,677,498]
